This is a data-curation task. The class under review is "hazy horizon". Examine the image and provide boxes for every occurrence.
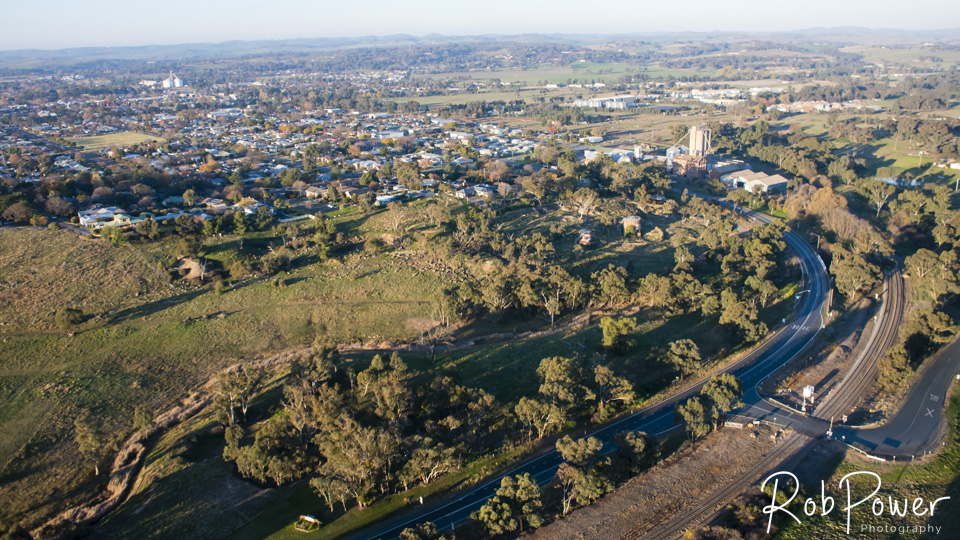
[4,0,960,51]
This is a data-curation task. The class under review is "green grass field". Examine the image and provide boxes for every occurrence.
[66,131,165,151]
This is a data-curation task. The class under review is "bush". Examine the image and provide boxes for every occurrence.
[364,237,386,254]
[644,226,664,242]
[55,307,84,330]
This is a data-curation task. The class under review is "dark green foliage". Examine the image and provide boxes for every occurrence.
[471,474,544,535]
[54,307,84,330]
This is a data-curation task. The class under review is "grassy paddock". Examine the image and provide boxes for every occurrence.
[65,131,165,151]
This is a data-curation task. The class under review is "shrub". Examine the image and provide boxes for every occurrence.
[55,307,84,330]
[365,237,386,254]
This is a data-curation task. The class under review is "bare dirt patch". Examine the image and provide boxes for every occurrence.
[528,426,781,540]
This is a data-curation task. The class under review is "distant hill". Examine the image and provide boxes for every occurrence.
[1,27,959,62]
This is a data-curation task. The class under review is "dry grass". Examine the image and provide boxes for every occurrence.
[65,131,165,151]
[0,228,173,332]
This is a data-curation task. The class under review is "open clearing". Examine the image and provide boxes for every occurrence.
[66,131,165,151]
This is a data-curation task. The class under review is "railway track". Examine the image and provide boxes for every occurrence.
[817,266,905,424]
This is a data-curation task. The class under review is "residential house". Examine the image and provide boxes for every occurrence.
[200,198,229,212]
[305,186,328,199]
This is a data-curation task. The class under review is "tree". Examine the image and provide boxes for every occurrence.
[183,189,198,206]
[830,253,881,300]
[537,356,594,416]
[203,217,220,237]
[857,178,896,218]
[600,316,637,352]
[1,202,33,224]
[896,189,931,223]
[371,367,412,422]
[399,522,450,540]
[135,217,159,241]
[593,365,635,412]
[556,435,604,468]
[484,160,510,183]
[719,290,768,342]
[592,264,630,305]
[45,196,75,217]
[101,225,129,245]
[318,418,397,508]
[310,475,352,512]
[676,396,714,440]
[396,163,423,190]
[905,248,959,305]
[177,235,203,258]
[514,397,562,440]
[726,189,751,213]
[521,175,548,206]
[678,374,743,438]
[613,430,656,475]
[398,438,458,489]
[215,366,265,425]
[699,373,743,424]
[665,339,701,381]
[471,474,543,535]
[74,412,105,475]
[555,436,613,514]
[386,202,407,233]
[637,273,673,315]
[255,206,273,230]
[572,188,599,222]
[674,245,693,272]
[174,214,198,237]
[233,211,249,234]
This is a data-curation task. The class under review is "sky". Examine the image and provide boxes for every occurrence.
[3,0,960,51]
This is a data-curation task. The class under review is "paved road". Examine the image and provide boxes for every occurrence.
[350,206,831,540]
[731,265,906,436]
[834,330,960,458]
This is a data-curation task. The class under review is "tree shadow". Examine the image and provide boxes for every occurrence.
[104,288,207,325]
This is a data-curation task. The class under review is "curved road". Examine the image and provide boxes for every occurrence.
[350,205,831,540]
[835,329,960,458]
